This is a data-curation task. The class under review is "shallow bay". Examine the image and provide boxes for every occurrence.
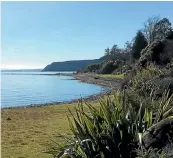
[1,70,105,108]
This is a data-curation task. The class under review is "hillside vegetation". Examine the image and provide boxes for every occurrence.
[45,16,173,158]
[42,59,104,71]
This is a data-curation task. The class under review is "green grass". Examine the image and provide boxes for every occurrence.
[1,101,100,158]
[98,73,125,79]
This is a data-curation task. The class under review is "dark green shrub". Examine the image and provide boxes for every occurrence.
[171,68,173,77]
[99,60,123,74]
[121,74,133,90]
[45,89,173,158]
[126,65,164,98]
[104,52,131,62]
[136,143,173,158]
[156,77,173,97]
[112,63,133,75]
[132,31,148,60]
[139,36,173,67]
[121,68,138,90]
[84,63,102,73]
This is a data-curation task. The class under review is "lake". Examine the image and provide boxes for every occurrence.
[1,70,105,108]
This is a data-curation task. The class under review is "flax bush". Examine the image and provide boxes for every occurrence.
[45,89,173,158]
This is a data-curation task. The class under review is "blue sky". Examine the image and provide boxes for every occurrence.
[1,1,173,69]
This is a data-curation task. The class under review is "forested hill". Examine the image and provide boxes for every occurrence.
[42,59,104,71]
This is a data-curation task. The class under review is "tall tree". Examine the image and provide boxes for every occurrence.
[124,41,133,62]
[132,30,148,60]
[110,44,122,56]
[124,41,133,54]
[142,16,172,44]
[105,47,110,56]
[155,18,172,40]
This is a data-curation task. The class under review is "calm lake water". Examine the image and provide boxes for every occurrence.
[1,70,105,108]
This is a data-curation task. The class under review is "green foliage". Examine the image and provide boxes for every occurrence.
[104,47,110,56]
[139,18,173,67]
[44,16,173,158]
[99,74,125,80]
[110,44,122,56]
[45,88,173,158]
[112,62,133,74]
[129,66,161,96]
[99,60,120,74]
[104,52,131,62]
[132,30,148,60]
[136,143,173,158]
[142,16,172,44]
[139,39,172,67]
[124,64,173,99]
[98,59,133,75]
[171,68,173,77]
[84,63,102,73]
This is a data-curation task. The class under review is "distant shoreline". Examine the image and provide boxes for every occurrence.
[39,72,122,88]
[2,73,122,109]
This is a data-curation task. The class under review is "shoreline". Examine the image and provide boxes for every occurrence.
[2,89,110,109]
[2,73,122,109]
[1,73,122,158]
